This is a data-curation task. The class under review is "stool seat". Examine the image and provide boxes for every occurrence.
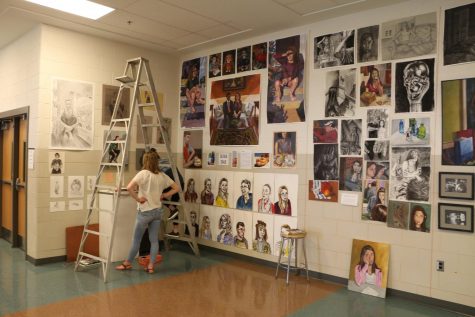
[275,228,309,285]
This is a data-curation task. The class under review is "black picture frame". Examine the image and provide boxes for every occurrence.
[438,203,474,233]
[438,172,474,200]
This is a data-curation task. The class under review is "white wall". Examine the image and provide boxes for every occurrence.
[180,0,475,308]
[10,24,179,259]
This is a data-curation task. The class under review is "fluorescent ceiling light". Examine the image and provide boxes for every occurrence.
[25,0,115,20]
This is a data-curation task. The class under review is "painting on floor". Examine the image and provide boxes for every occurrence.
[267,34,306,123]
[209,74,260,145]
[348,239,389,298]
[180,57,207,128]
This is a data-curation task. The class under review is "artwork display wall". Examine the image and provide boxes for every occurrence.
[180,57,207,128]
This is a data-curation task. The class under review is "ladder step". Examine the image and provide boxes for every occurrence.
[101,162,124,167]
[78,252,107,263]
[95,185,119,191]
[138,102,155,107]
[84,229,110,238]
[115,75,135,83]
[105,140,126,144]
[165,219,187,225]
[163,201,181,206]
[140,124,162,128]
[164,234,195,242]
[111,118,130,123]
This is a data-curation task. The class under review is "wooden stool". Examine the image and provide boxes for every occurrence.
[275,229,309,284]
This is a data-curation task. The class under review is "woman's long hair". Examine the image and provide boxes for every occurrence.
[357,245,380,273]
[409,205,427,231]
[142,151,160,174]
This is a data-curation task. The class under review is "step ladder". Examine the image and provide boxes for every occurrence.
[74,57,199,282]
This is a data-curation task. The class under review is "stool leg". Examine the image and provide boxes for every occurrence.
[275,237,284,278]
[295,238,299,276]
[303,237,309,282]
[286,238,294,285]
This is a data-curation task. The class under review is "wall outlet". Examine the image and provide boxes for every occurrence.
[436,260,444,272]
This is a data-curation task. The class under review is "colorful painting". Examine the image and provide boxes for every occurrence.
[253,152,270,168]
[274,173,298,217]
[362,179,388,222]
[273,131,296,168]
[237,46,251,73]
[381,12,437,61]
[222,49,236,75]
[233,172,254,211]
[339,157,363,192]
[441,78,475,166]
[408,203,431,232]
[183,130,203,169]
[308,180,338,203]
[387,200,409,229]
[253,173,275,213]
[180,57,207,128]
[359,64,391,107]
[348,239,389,298]
[252,42,267,70]
[209,53,221,78]
[314,30,355,68]
[313,119,338,143]
[267,34,306,123]
[209,74,260,145]
[391,118,430,146]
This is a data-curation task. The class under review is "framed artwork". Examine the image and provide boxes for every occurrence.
[444,3,475,65]
[252,42,267,70]
[347,239,389,298]
[102,84,130,126]
[209,53,221,78]
[236,46,251,73]
[439,172,474,200]
[441,78,475,166]
[438,203,474,233]
[222,49,236,75]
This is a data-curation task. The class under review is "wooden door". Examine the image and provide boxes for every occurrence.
[0,113,28,249]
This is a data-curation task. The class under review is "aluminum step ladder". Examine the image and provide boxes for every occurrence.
[74,57,199,283]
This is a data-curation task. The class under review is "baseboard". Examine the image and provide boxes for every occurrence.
[197,243,475,316]
[27,254,66,265]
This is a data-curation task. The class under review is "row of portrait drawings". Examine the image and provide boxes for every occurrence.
[184,169,298,217]
[50,175,96,199]
[195,204,297,257]
[314,12,437,68]
[323,58,435,117]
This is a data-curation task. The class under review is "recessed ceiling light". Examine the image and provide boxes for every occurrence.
[25,0,115,20]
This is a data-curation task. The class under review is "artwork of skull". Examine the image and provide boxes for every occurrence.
[403,61,430,111]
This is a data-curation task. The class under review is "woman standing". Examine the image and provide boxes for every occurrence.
[116,151,179,274]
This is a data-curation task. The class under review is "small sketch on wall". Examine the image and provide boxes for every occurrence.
[50,201,65,212]
[68,176,84,198]
[50,176,64,198]
[49,151,65,174]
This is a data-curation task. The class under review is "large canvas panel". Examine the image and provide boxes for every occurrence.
[209,74,260,145]
[180,57,207,128]
[381,12,437,60]
[348,239,389,298]
[50,78,94,150]
[267,34,306,123]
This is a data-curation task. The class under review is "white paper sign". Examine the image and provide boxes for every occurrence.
[341,192,359,206]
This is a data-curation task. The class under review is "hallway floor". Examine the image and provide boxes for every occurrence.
[0,239,469,317]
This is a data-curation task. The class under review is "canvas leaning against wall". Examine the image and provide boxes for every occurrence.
[348,239,389,298]
[180,57,207,128]
[267,34,306,124]
[209,74,260,145]
[50,78,94,150]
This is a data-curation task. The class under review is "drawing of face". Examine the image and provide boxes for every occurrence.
[403,61,430,103]
[220,214,228,229]
[220,179,228,194]
[237,223,245,238]
[363,249,375,265]
[361,34,373,53]
[378,190,385,203]
[240,180,249,195]
[371,69,379,80]
[52,162,60,172]
[184,134,191,144]
[413,209,425,228]
[367,163,376,178]
[280,187,289,202]
[190,211,197,225]
[352,161,362,174]
[188,179,195,192]
[262,184,271,200]
[204,179,212,193]
[203,216,210,229]
[258,225,266,239]
[225,54,232,63]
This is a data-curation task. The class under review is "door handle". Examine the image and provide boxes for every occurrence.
[15,178,25,190]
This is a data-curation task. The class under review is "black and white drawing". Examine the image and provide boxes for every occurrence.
[314,144,338,180]
[314,30,355,68]
[367,109,389,139]
[391,118,430,146]
[395,59,434,113]
[340,119,362,155]
[444,3,475,65]
[381,12,437,61]
[49,151,65,174]
[357,25,379,63]
[50,201,66,213]
[364,140,389,161]
[325,68,356,117]
[50,176,64,198]
[390,147,431,201]
[68,176,84,198]
[51,78,94,150]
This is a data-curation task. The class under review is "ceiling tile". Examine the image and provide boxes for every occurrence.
[287,0,337,15]
[125,0,221,32]
[197,23,240,39]
[99,10,189,41]
[167,32,209,48]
